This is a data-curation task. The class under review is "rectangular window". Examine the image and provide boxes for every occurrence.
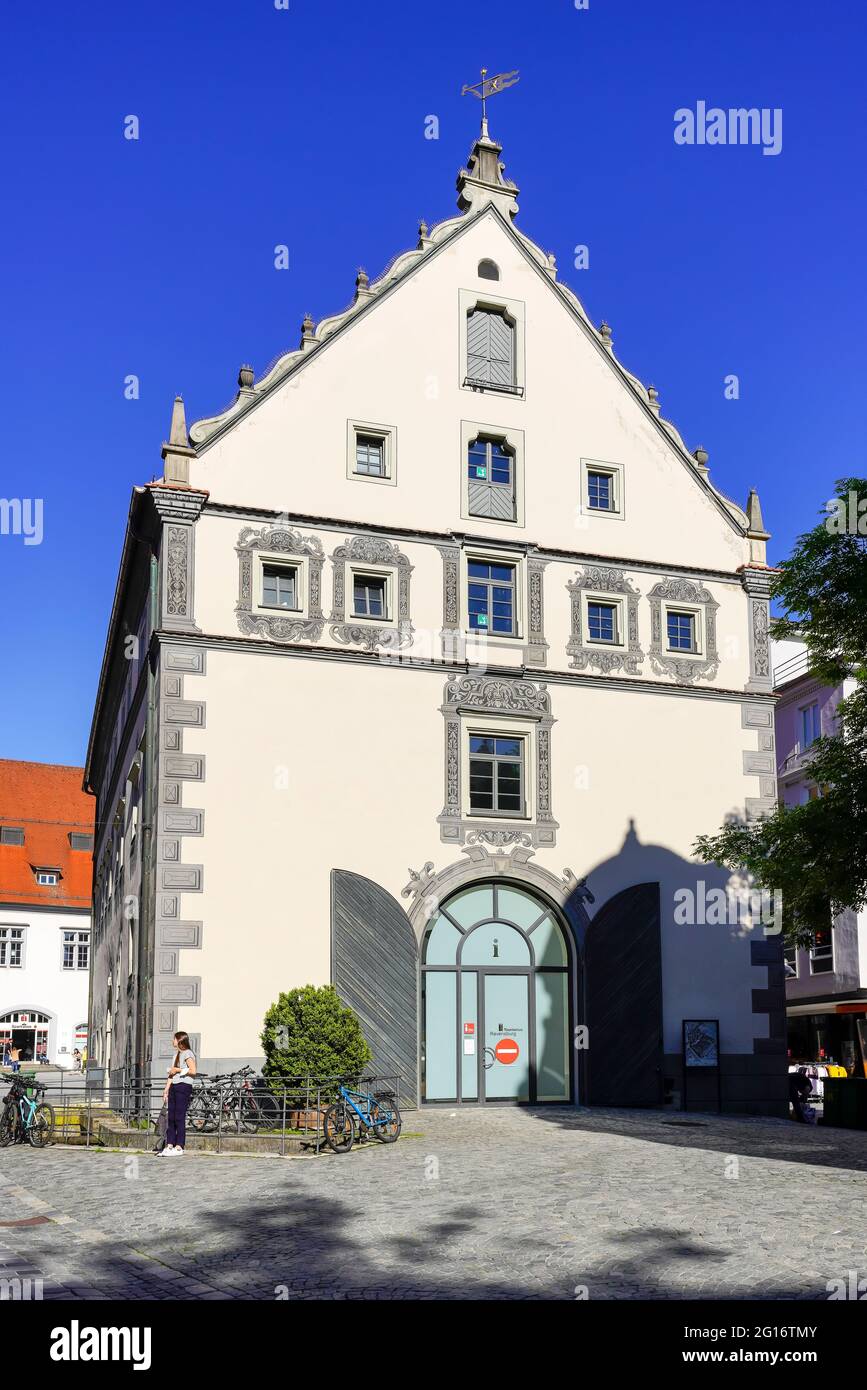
[784,944,798,978]
[466,307,517,392]
[468,561,516,636]
[36,871,59,886]
[0,827,24,846]
[69,832,94,851]
[261,563,298,610]
[0,928,24,968]
[469,735,524,815]
[800,702,821,749]
[809,928,833,975]
[62,931,90,971]
[667,610,696,652]
[467,437,516,521]
[353,574,387,619]
[587,470,614,511]
[355,434,386,476]
[587,601,618,644]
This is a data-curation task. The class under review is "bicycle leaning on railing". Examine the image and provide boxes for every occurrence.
[187,1065,282,1134]
[323,1084,401,1154]
[0,1074,54,1148]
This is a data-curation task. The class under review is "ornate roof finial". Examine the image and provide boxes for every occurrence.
[354,267,372,302]
[746,488,768,536]
[457,67,521,220]
[692,445,709,476]
[161,395,195,484]
[238,364,255,391]
[417,218,430,248]
[599,321,613,351]
[647,384,661,415]
[300,313,316,350]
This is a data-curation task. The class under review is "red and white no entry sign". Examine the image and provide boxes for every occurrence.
[494,1037,520,1065]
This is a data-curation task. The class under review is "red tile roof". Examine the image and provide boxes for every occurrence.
[0,761,94,911]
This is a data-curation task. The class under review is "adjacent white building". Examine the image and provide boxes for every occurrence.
[85,120,786,1112]
[0,760,92,1069]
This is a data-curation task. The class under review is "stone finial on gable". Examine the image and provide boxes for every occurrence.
[692,445,710,479]
[354,267,373,303]
[745,488,771,564]
[161,395,196,484]
[456,128,520,220]
[300,313,317,351]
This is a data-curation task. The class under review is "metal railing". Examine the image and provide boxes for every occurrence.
[0,1069,405,1157]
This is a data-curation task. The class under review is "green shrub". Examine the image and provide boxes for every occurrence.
[260,986,372,1090]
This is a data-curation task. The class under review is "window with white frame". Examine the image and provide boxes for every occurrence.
[346,421,396,484]
[800,701,821,749]
[466,435,517,521]
[666,608,698,653]
[352,572,389,620]
[35,870,59,886]
[467,560,518,636]
[468,734,525,816]
[261,562,299,611]
[62,931,90,972]
[581,459,624,519]
[586,600,620,645]
[809,927,833,975]
[0,927,24,968]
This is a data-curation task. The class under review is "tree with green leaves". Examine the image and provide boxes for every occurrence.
[694,477,867,942]
[261,985,372,1086]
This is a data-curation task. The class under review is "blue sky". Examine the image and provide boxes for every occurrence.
[1,0,865,766]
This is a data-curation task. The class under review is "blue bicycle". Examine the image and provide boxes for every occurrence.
[323,1085,401,1153]
[0,1074,54,1148]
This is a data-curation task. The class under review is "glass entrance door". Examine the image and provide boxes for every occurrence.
[482,973,530,1101]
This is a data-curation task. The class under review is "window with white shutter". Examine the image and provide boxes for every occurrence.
[466,308,517,392]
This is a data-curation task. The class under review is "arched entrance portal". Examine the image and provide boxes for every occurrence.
[421,881,572,1104]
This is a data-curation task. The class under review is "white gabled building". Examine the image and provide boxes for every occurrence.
[0,761,92,1069]
[85,120,786,1113]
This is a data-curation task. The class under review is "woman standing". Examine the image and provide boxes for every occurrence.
[159,1031,197,1155]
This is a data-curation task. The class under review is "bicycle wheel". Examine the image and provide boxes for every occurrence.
[323,1103,355,1154]
[371,1098,401,1143]
[239,1093,260,1134]
[0,1103,15,1147]
[28,1104,54,1148]
[187,1091,215,1134]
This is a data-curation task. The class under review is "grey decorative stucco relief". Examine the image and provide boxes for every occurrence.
[437,674,558,848]
[330,533,413,652]
[437,545,548,666]
[152,644,206,1069]
[401,846,592,948]
[150,486,207,634]
[741,700,777,820]
[236,523,325,642]
[741,568,774,694]
[647,576,720,683]
[567,565,643,675]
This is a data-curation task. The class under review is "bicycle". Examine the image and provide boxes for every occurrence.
[188,1067,281,1134]
[323,1085,401,1154]
[0,1076,54,1148]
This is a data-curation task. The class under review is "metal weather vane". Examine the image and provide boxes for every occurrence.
[461,68,520,135]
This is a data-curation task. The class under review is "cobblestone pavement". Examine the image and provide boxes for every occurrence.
[0,1106,865,1300]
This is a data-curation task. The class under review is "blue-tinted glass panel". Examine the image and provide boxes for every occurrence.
[530,914,568,966]
[424,914,462,966]
[460,972,478,1099]
[445,885,494,928]
[588,602,616,643]
[424,973,457,1100]
[587,471,612,510]
[496,886,547,930]
[461,922,531,967]
[535,973,570,1100]
[667,611,695,650]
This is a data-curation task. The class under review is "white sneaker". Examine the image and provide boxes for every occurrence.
[158,1144,176,1155]
[169,1146,184,1156]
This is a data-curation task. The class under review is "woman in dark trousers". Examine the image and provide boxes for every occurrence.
[158,1031,197,1155]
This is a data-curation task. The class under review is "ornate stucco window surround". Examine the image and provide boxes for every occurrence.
[235,523,325,642]
[330,534,413,653]
[567,565,643,675]
[437,542,548,667]
[437,674,558,848]
[648,576,720,683]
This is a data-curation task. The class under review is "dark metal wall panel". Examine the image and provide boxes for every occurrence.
[331,870,418,1104]
[584,882,663,1107]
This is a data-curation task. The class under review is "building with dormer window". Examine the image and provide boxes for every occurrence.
[85,121,785,1113]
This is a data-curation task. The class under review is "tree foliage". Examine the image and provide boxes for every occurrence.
[260,985,372,1085]
[694,478,867,940]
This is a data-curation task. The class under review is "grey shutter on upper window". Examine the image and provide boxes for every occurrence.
[467,308,514,386]
[468,475,516,521]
